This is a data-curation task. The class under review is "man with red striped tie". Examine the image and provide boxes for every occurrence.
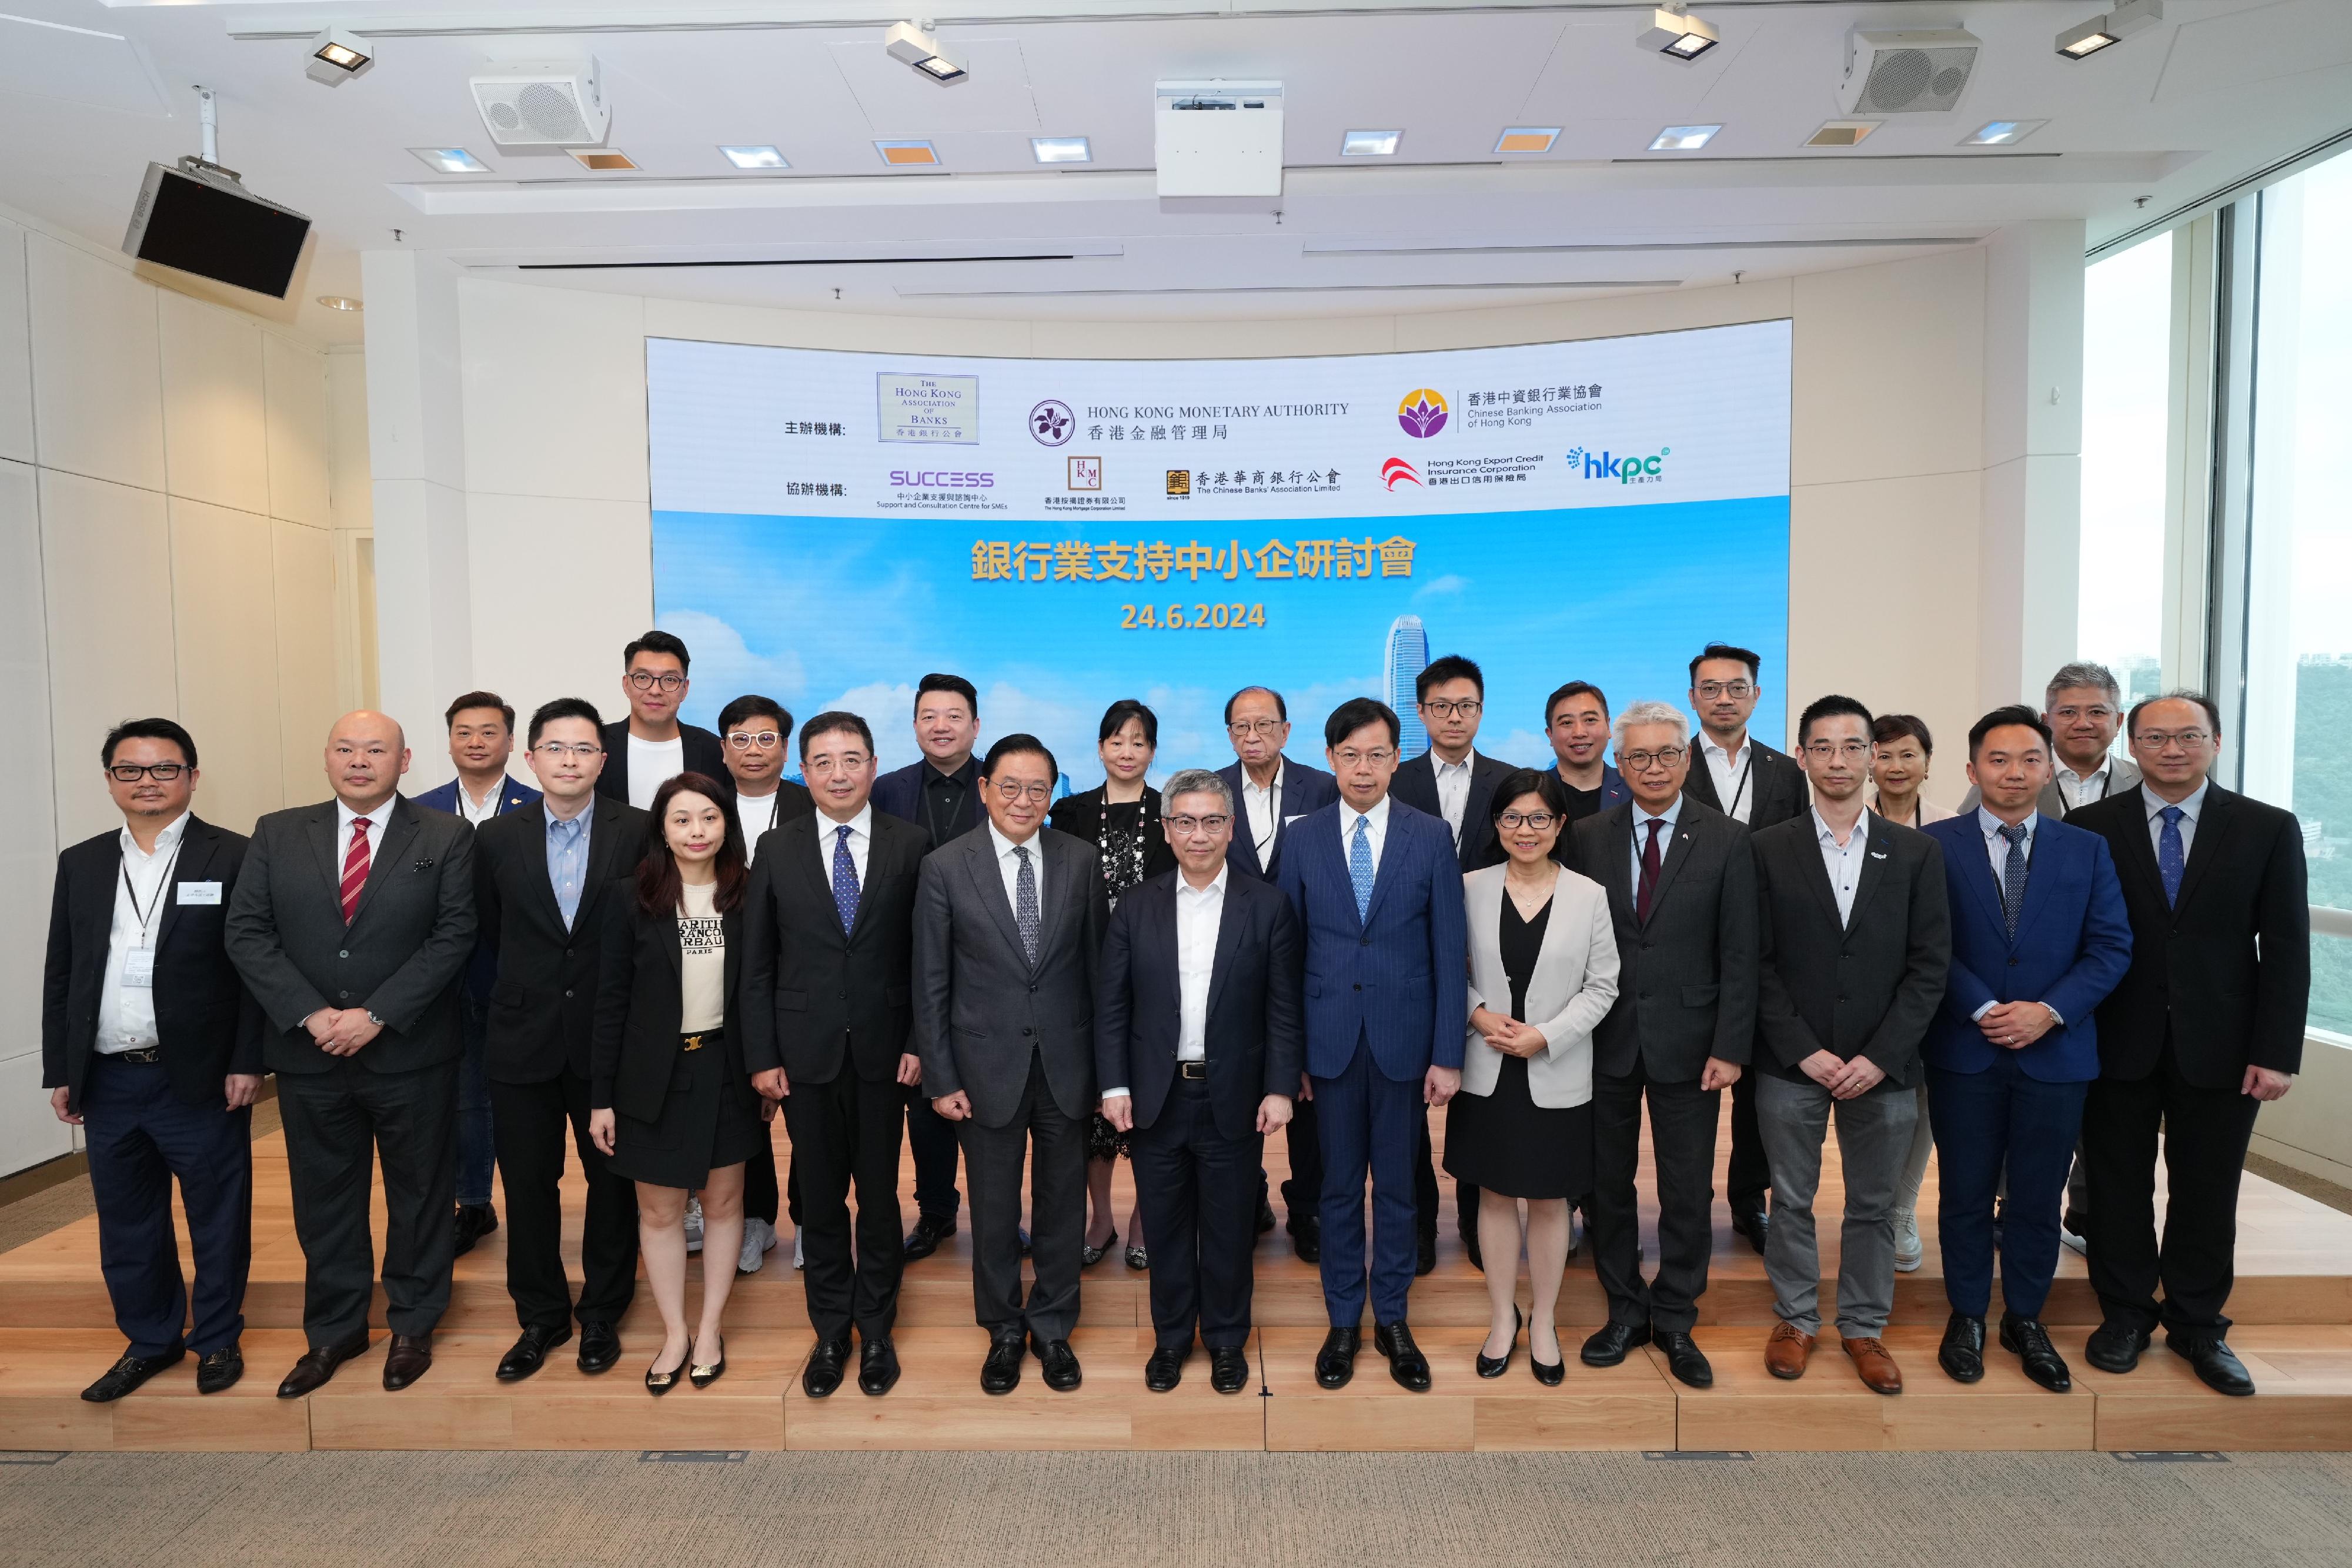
[227,711,478,1398]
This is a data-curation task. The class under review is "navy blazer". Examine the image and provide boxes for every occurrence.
[415,775,541,1001]
[1276,798,1469,1082]
[872,754,984,844]
[1920,811,2133,1083]
[1218,756,1339,882]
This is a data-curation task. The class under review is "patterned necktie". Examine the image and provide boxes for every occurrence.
[2157,806,2186,908]
[1348,814,1375,922]
[1635,817,1665,924]
[1999,822,2030,937]
[1014,844,1040,964]
[339,817,372,924]
[831,824,861,934]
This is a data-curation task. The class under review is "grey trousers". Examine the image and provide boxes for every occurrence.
[1757,1072,1916,1338]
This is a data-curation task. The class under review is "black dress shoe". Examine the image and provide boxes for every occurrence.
[1531,1348,1566,1388]
[1374,1321,1431,1391]
[1416,1233,1438,1278]
[1477,1307,1521,1379]
[81,1346,184,1403]
[1654,1329,1713,1389]
[859,1337,901,1396]
[1999,1313,2071,1393]
[803,1335,852,1399]
[577,1320,622,1374]
[383,1332,434,1391]
[452,1202,499,1258]
[496,1322,572,1382]
[277,1329,369,1399]
[1145,1343,1190,1392]
[1292,1216,1322,1265]
[1462,1226,1485,1273]
[195,1346,243,1395]
[2167,1334,2256,1397]
[1939,1312,1986,1383]
[2085,1323,2152,1375]
[1315,1326,1361,1388]
[1034,1336,1083,1391]
[1256,1195,1278,1236]
[1581,1320,1651,1368]
[903,1212,957,1261]
[1730,1202,1769,1256]
[1210,1345,1251,1394]
[981,1333,1026,1395]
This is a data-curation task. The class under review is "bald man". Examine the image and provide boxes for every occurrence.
[227,711,479,1397]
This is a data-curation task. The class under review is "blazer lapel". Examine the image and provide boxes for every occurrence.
[350,803,422,927]
[1642,812,1700,927]
[154,820,218,954]
[2106,785,2167,908]
[2171,788,2233,914]
[568,799,636,932]
[1952,820,2010,940]
[1359,809,1404,930]
[307,802,342,904]
[966,833,1032,968]
[1202,874,1246,1028]
[1793,820,1847,934]
[1601,810,1637,928]
[1842,816,1893,934]
[802,818,851,945]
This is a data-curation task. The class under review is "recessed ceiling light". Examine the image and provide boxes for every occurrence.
[1805,119,1880,148]
[1962,119,2047,146]
[409,147,490,173]
[875,139,940,166]
[1635,4,1720,61]
[1031,136,1091,163]
[1342,130,1402,157]
[315,296,363,312]
[1649,124,1721,151]
[719,145,789,169]
[1495,127,1559,155]
[569,149,638,171]
[306,27,374,86]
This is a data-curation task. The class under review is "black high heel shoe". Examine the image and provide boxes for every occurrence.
[688,1336,726,1389]
[1081,1228,1116,1267]
[646,1340,690,1397]
[1477,1306,1522,1379]
[1531,1316,1566,1386]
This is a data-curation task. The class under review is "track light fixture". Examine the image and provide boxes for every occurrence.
[1635,4,1720,62]
[886,21,965,85]
[2057,0,2161,61]
[305,27,375,86]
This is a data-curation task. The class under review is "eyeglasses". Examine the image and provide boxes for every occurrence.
[805,754,868,774]
[1498,810,1557,830]
[627,670,686,693]
[1332,748,1395,768]
[1803,740,1872,760]
[2135,729,2212,750]
[107,763,186,782]
[2049,704,2117,723]
[726,730,782,749]
[1227,719,1285,738]
[534,742,603,760]
[1419,700,1483,719]
[1167,814,1231,835]
[1695,681,1753,701]
[990,779,1053,804]
[1620,747,1686,771]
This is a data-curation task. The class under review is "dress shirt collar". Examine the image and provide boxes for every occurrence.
[821,803,874,841]
[118,810,189,860]
[2057,759,2111,791]
[1177,865,1230,904]
[1633,794,1683,833]
[2145,779,2210,827]
[987,818,1041,863]
[1432,750,1474,779]
[1977,806,2039,842]
[336,795,392,837]
[1701,732,1749,768]
[1241,758,1284,798]
[1812,805,1869,848]
[544,799,590,836]
[1339,793,1391,838]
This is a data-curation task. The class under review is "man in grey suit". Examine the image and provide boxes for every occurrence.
[226,711,477,1398]
[916,734,1110,1395]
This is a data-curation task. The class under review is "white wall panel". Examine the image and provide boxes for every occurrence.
[460,280,648,503]
[272,518,340,802]
[159,292,270,514]
[27,236,163,492]
[0,218,31,466]
[327,350,371,532]
[0,458,56,1079]
[1792,248,1985,490]
[39,468,174,845]
[170,498,282,836]
[0,1053,72,1168]
[263,333,333,527]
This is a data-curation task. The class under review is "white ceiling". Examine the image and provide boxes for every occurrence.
[0,0,2345,344]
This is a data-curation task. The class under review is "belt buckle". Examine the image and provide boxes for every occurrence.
[680,1034,704,1052]
[1178,1061,1208,1080]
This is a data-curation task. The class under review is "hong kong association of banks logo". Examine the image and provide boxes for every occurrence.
[1029,400,1075,446]
[1396,389,1448,439]
[1381,457,1423,489]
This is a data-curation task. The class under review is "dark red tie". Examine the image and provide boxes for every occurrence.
[339,818,373,924]
[1635,817,1665,924]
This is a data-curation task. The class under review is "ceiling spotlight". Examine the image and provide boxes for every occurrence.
[719,145,789,169]
[1495,127,1559,155]
[1342,130,1402,157]
[1649,124,1720,151]
[2058,0,2161,59]
[316,296,363,312]
[1806,119,1880,148]
[1962,119,2047,146]
[305,27,375,86]
[1031,136,1091,163]
[885,21,965,85]
[409,147,490,173]
[1635,4,1720,62]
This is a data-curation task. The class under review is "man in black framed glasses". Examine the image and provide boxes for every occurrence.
[594,630,729,811]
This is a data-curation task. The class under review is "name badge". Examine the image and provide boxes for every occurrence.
[178,881,223,905]
[122,948,156,988]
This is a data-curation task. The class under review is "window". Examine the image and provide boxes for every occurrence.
[2077,236,2173,711]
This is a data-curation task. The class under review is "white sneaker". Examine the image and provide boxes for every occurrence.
[739,1216,776,1274]
[1893,1209,1923,1273]
[2060,1218,2090,1256]
[792,1231,806,1271]
[684,1195,704,1255]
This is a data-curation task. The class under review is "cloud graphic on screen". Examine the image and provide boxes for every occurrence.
[1488,728,1555,768]
[1414,574,1470,602]
[659,609,809,728]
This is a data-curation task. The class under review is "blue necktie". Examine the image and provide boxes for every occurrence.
[831,823,860,934]
[2157,805,2186,907]
[1999,822,2030,937]
[1348,814,1375,923]
[1014,845,1040,964]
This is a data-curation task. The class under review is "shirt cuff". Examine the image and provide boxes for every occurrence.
[1101,1087,1130,1101]
[2042,1004,2064,1027]
[1971,1001,1995,1022]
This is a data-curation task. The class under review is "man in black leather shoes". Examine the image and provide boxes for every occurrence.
[981,1330,1025,1395]
[1314,1326,1359,1388]
[902,1211,956,1261]
[1374,1320,1431,1391]
[802,1335,853,1399]
[382,1331,434,1391]
[277,1328,369,1399]
[858,1337,901,1396]
[1034,1333,1082,1390]
[1291,1213,1321,1264]
[1145,1342,1191,1392]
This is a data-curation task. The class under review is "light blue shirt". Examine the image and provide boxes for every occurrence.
[1630,794,1683,891]
[2145,778,2209,861]
[545,804,593,930]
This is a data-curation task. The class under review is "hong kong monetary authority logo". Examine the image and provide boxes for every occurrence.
[1396,388,1448,439]
[1029,400,1075,446]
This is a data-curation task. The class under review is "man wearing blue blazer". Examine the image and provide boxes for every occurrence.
[1922,705,2131,1395]
[1545,680,1633,823]
[1277,697,1468,1392]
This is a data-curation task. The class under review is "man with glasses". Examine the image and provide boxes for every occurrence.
[1545,680,1632,824]
[2069,693,2307,1396]
[1962,662,2141,822]
[596,630,729,811]
[718,695,814,864]
[1572,700,1756,1390]
[470,699,646,1383]
[45,719,264,1402]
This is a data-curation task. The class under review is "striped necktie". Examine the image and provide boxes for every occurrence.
[339,817,372,924]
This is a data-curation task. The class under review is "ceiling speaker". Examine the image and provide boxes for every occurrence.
[469,59,608,147]
[1154,80,1284,199]
[1839,29,1980,116]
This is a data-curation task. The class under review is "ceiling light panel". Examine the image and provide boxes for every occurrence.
[1031,136,1091,163]
[1962,120,2046,146]
[409,147,489,173]
[875,139,940,166]
[569,149,637,170]
[1649,125,1720,151]
[1495,128,1559,155]
[719,145,788,169]
[1806,120,1880,148]
[1342,130,1402,157]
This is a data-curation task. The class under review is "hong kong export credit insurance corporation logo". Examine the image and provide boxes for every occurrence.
[1029,400,1075,446]
[1396,389,1448,439]
[1381,458,1423,489]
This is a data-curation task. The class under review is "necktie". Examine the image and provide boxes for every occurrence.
[1013,844,1040,964]
[1999,822,2030,937]
[339,817,373,924]
[1348,814,1375,922]
[832,824,861,934]
[1635,817,1665,924]
[2157,806,2186,907]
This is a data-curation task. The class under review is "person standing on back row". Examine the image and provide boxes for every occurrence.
[596,630,729,811]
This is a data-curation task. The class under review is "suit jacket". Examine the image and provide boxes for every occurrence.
[1685,735,1808,830]
[42,815,266,1114]
[1459,864,1619,1108]
[594,719,729,807]
[741,810,931,1085]
[1049,784,1179,888]
[1959,755,2141,821]
[1571,797,1759,1082]
[913,824,1108,1128]
[472,797,648,1084]
[1752,812,1950,1091]
[225,795,477,1075]
[1566,763,1634,817]
[1275,798,1470,1082]
[1920,811,2133,1082]
[1095,869,1305,1139]
[415,774,542,1000]
[1218,756,1340,882]
[2069,784,2309,1085]
[1392,748,1516,871]
[872,754,984,843]
[591,892,746,1121]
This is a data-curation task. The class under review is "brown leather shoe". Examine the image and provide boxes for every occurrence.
[383,1332,434,1391]
[276,1329,370,1399]
[1764,1322,1813,1380]
[1842,1335,1903,1395]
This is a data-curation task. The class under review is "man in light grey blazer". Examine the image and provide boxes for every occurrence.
[226,711,477,1399]
[915,734,1109,1396]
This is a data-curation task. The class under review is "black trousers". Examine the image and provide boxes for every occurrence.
[1280,1092,1322,1226]
[1590,1061,1721,1332]
[958,1053,1086,1342]
[906,1081,964,1221]
[1131,1078,1262,1350]
[2082,1039,2264,1338]
[278,1057,456,1346]
[786,1069,906,1343]
[739,1122,800,1228]
[489,1069,637,1331]
[1728,1070,1771,1213]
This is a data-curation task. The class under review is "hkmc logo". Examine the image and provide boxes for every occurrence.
[1565,445,1671,483]
[1067,456,1102,491]
[1381,457,1423,490]
[1030,400,1075,446]
[1396,389,1448,439]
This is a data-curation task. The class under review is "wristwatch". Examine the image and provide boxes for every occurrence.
[366,1011,386,1028]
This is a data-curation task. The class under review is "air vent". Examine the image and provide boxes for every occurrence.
[1839,29,1980,116]
[470,59,609,147]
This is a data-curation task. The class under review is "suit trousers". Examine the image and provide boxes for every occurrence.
[1728,1071,1772,1212]
[1280,1092,1321,1225]
[1756,1073,1915,1337]
[456,995,496,1210]
[1312,1034,1424,1326]
[489,1069,638,1331]
[81,1054,252,1359]
[278,1055,457,1345]
[906,1082,964,1221]
[958,1051,1086,1341]
[2082,1039,2263,1338]
[1591,1061,1720,1332]
[785,1069,907,1343]
[1927,1055,2087,1320]
[1131,1076,1263,1350]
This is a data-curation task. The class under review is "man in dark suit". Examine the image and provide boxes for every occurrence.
[871,672,984,1262]
[2070,693,2308,1396]
[43,718,264,1402]
[594,629,729,811]
[1750,696,1949,1396]
[1278,698,1468,1393]
[1920,706,2132,1395]
[1572,699,1757,1390]
[744,710,931,1400]
[470,698,646,1383]
[226,710,478,1398]
[914,733,1108,1394]
[1099,768,1304,1395]
[1545,679,1633,824]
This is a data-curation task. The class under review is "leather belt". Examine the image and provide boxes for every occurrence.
[680,1033,706,1052]
[106,1047,163,1065]
[1176,1060,1208,1080]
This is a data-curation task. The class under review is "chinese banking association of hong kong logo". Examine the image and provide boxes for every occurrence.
[1030,400,1075,446]
[1396,388,1448,439]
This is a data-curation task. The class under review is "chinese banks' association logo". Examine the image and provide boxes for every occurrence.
[1030,400,1075,446]
[1165,469,1192,497]
[1396,389,1448,439]
[1381,457,1423,489]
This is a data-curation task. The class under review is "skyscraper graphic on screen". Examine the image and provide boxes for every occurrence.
[1385,614,1431,760]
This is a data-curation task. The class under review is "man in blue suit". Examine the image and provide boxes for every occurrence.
[1277,697,1468,1392]
[1922,705,2130,1395]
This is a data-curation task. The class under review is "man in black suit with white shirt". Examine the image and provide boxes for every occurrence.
[595,630,729,811]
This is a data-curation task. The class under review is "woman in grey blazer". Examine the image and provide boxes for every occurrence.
[1444,769,1620,1384]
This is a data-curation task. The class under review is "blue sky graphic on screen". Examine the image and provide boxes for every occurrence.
[647,322,1792,785]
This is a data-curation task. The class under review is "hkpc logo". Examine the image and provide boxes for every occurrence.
[1566,444,1671,485]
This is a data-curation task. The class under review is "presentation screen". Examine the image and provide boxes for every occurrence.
[647,320,1791,783]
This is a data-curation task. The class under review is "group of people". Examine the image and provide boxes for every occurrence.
[42,630,2309,1412]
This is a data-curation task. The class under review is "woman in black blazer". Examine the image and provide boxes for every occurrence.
[590,773,767,1394]
[1048,698,1177,1271]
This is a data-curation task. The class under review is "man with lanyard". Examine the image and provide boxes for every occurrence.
[717,695,814,861]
